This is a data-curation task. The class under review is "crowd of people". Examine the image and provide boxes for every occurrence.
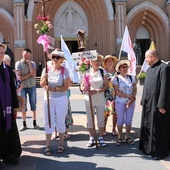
[0,43,170,166]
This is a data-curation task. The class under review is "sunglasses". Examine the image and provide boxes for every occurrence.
[52,55,61,60]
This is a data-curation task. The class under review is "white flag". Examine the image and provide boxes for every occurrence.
[141,60,149,72]
[121,26,136,75]
[61,35,80,83]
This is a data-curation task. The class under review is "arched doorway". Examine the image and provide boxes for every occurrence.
[65,41,78,53]
[135,26,150,65]
[126,1,169,62]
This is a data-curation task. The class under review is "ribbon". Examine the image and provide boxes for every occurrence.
[37,34,55,53]
[83,74,91,91]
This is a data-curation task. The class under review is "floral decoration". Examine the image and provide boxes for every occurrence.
[34,14,53,35]
[77,57,90,74]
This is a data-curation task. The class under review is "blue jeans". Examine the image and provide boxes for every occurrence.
[20,86,37,112]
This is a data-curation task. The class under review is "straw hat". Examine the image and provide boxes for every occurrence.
[102,55,118,69]
[47,48,65,60]
[0,43,7,51]
[115,59,131,72]
[97,54,104,60]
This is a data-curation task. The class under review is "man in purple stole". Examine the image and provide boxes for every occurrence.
[0,43,21,165]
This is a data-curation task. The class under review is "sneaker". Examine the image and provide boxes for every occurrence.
[86,139,95,147]
[98,138,107,147]
[34,124,41,130]
[19,126,27,131]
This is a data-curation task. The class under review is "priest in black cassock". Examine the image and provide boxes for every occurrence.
[139,49,170,160]
[0,43,21,165]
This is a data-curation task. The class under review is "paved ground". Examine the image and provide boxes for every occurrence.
[1,84,170,170]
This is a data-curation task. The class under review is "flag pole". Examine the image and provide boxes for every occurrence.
[34,0,51,128]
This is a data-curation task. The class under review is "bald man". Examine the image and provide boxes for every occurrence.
[139,49,170,160]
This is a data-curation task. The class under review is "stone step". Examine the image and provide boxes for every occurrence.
[35,77,41,87]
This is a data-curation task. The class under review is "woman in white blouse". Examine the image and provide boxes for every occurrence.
[81,55,108,147]
[113,59,137,146]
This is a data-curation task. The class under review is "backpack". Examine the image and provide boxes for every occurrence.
[115,75,132,84]
[99,68,114,101]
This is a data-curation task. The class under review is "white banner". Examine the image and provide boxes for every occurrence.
[72,50,97,62]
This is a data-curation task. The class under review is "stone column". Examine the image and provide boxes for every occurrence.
[115,0,127,55]
[13,0,25,60]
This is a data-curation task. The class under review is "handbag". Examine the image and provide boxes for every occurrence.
[104,89,114,101]
[17,96,25,112]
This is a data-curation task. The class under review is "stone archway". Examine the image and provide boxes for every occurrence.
[126,1,169,61]
[30,0,113,64]
[27,0,114,22]
[0,7,14,50]
[0,7,15,67]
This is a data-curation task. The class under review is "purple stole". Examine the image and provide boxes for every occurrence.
[0,63,12,131]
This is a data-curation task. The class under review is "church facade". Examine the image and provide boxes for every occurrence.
[0,0,170,66]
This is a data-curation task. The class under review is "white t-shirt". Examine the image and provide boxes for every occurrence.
[41,66,70,99]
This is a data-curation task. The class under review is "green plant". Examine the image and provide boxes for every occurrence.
[136,72,146,79]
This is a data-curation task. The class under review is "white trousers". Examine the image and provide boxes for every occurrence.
[44,96,68,134]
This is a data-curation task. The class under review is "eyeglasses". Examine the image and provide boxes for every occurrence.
[52,55,61,60]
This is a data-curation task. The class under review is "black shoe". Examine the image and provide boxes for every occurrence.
[3,159,19,165]
[152,156,165,160]
[151,153,166,160]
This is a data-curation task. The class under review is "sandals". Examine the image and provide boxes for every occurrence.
[57,145,65,153]
[64,134,71,139]
[53,135,59,140]
[125,137,135,145]
[116,138,122,146]
[44,147,51,156]
[98,138,107,147]
[112,130,118,136]
[87,139,95,147]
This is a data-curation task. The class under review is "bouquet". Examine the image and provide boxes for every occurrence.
[34,15,53,35]
[77,57,90,74]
